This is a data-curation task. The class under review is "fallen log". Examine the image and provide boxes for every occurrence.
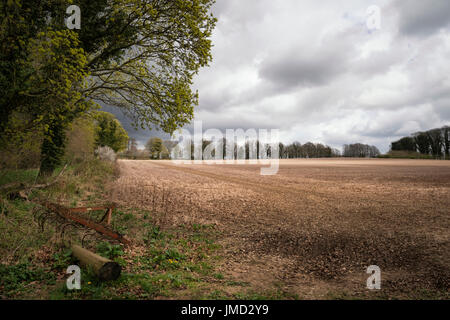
[71,244,121,281]
[39,201,131,245]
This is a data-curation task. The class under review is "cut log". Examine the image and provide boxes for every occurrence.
[71,244,121,281]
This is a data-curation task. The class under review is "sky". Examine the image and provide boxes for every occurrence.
[110,0,450,153]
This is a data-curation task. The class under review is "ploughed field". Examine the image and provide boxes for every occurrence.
[112,159,450,299]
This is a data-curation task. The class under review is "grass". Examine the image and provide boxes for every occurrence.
[0,159,116,299]
[0,168,39,187]
[47,221,225,300]
[0,263,56,296]
[378,151,436,159]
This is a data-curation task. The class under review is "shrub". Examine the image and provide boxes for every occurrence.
[95,146,116,162]
[379,151,434,159]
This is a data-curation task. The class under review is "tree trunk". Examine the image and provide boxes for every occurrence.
[71,244,121,281]
[39,120,66,176]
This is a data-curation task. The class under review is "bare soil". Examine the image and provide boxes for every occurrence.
[110,158,450,299]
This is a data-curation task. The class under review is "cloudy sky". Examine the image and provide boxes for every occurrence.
[116,0,450,152]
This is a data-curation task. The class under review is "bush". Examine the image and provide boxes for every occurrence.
[95,146,116,162]
[379,151,434,159]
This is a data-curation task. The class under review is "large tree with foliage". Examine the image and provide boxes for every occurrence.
[94,111,129,152]
[1,1,93,174]
[391,137,416,152]
[1,0,216,174]
[77,0,217,133]
[146,137,169,159]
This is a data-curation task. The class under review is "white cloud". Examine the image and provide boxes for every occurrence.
[117,0,450,153]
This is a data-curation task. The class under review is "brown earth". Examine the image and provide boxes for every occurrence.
[110,158,450,299]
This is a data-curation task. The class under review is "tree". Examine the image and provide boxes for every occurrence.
[0,1,95,175]
[127,138,138,159]
[302,142,317,158]
[146,137,168,159]
[316,143,332,157]
[331,148,341,157]
[286,141,302,158]
[1,0,217,174]
[94,111,129,152]
[391,137,416,152]
[414,132,430,155]
[444,126,450,159]
[343,143,380,158]
[0,0,49,136]
[427,128,443,158]
[29,30,90,175]
[278,142,286,159]
[79,0,217,133]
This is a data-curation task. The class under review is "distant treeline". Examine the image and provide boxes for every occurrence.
[342,143,380,158]
[282,142,379,158]
[186,140,344,159]
[121,137,382,160]
[390,126,450,159]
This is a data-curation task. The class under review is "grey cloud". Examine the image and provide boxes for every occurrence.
[103,0,450,153]
[257,26,365,93]
[259,47,349,90]
[394,0,450,37]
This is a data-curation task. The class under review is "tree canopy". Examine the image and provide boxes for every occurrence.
[390,126,450,159]
[79,0,217,133]
[94,111,129,153]
[0,0,217,173]
[146,137,169,159]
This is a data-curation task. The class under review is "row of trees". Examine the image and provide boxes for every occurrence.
[280,142,341,158]
[0,0,216,175]
[343,143,380,158]
[174,139,343,160]
[134,138,384,160]
[391,126,450,158]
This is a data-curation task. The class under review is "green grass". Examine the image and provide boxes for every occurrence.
[47,220,225,300]
[0,199,55,269]
[378,151,436,159]
[0,159,117,299]
[0,262,56,298]
[0,169,39,187]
